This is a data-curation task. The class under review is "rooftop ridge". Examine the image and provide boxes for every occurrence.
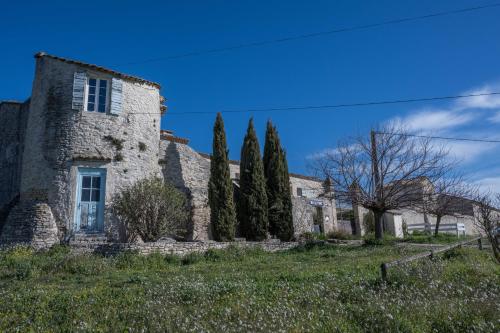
[35,52,161,89]
[197,151,321,182]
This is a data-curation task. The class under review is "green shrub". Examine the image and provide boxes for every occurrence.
[404,232,462,244]
[112,177,189,242]
[164,254,181,265]
[181,252,203,265]
[61,255,107,276]
[363,233,398,246]
[327,230,358,240]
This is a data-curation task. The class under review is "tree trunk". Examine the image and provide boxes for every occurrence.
[434,215,442,237]
[488,234,500,264]
[374,210,384,240]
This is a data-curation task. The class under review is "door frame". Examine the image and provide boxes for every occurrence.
[73,167,107,233]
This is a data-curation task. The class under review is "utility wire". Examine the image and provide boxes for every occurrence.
[129,91,500,115]
[376,132,500,143]
[118,2,500,66]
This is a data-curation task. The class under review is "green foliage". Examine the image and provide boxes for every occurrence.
[208,113,237,241]
[363,211,375,233]
[138,142,147,152]
[404,231,469,244]
[263,120,294,241]
[114,152,124,162]
[327,229,359,240]
[111,177,188,242]
[181,252,204,265]
[0,245,498,331]
[238,119,269,241]
[363,233,399,246]
[103,135,125,151]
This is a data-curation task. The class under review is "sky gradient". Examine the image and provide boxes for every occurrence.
[2,0,499,190]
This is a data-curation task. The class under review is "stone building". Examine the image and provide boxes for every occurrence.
[351,178,481,236]
[0,53,336,248]
[159,130,336,240]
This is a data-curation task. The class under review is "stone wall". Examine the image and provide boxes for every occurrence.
[1,55,162,246]
[0,101,29,226]
[71,239,299,256]
[352,204,481,236]
[160,140,211,240]
[163,145,337,240]
[0,200,58,249]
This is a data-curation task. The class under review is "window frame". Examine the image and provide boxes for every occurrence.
[84,77,110,114]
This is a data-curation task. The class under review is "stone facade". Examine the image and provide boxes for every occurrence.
[0,52,337,249]
[0,201,59,249]
[159,139,211,240]
[0,101,29,230]
[0,53,162,247]
[161,141,337,240]
[352,203,481,236]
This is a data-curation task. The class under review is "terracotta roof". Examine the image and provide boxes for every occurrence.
[197,152,321,182]
[35,52,161,89]
[160,130,189,144]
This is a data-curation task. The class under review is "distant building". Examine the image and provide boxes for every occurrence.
[351,177,481,236]
[0,53,336,248]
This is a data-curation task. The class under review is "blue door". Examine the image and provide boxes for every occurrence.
[75,168,106,233]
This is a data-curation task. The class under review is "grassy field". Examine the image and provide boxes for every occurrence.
[0,243,498,332]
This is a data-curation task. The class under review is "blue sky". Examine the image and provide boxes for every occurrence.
[2,0,500,190]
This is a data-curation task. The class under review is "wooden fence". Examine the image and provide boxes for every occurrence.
[380,237,482,280]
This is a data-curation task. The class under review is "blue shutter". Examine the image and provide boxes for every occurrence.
[110,78,123,115]
[72,72,86,110]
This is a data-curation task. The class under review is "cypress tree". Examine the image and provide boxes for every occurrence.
[238,118,268,241]
[280,148,294,240]
[208,113,236,241]
[263,121,294,241]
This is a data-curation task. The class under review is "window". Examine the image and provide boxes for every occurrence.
[81,175,101,202]
[296,188,303,197]
[86,78,108,113]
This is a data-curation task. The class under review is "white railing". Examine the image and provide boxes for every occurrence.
[406,223,466,237]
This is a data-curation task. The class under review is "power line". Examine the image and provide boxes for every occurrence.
[376,132,500,143]
[117,2,500,66]
[129,91,500,115]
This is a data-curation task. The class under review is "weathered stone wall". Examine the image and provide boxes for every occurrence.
[2,55,162,245]
[396,208,479,235]
[352,204,481,236]
[71,239,299,256]
[160,140,211,240]
[0,200,58,249]
[169,149,337,240]
[291,196,336,236]
[0,101,29,220]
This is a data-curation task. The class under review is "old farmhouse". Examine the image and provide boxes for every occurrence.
[0,53,336,248]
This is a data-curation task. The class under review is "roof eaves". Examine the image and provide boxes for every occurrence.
[197,151,321,182]
[35,52,161,89]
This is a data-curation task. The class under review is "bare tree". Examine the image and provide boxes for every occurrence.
[313,124,452,239]
[419,175,476,237]
[473,193,500,263]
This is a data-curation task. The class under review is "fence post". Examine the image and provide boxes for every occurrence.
[381,263,388,281]
[477,238,483,250]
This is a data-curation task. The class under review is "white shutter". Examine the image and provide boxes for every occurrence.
[72,72,86,110]
[110,78,123,115]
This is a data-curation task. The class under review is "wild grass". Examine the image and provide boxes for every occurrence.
[403,230,473,244]
[0,244,498,332]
